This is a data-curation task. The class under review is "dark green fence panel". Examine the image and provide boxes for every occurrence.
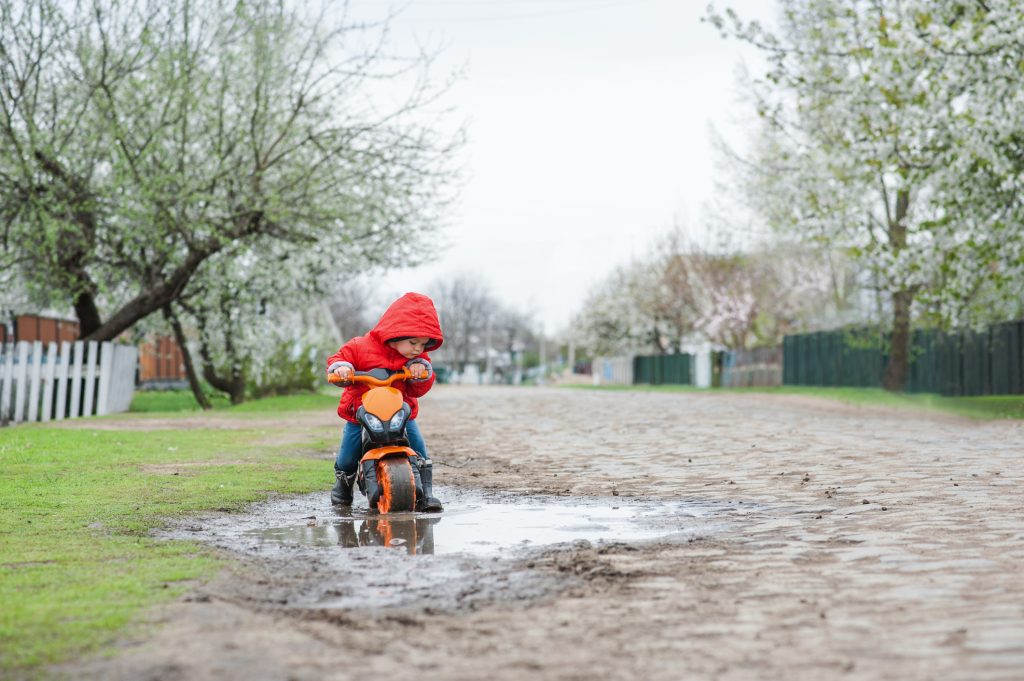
[632,356,648,384]
[782,322,1023,396]
[960,330,988,396]
[932,330,961,396]
[991,321,1023,395]
[632,353,693,385]
[783,336,795,385]
[797,334,810,386]
[908,329,937,394]
[844,333,884,388]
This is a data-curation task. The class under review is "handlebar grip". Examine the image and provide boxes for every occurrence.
[327,373,351,386]
[328,367,412,387]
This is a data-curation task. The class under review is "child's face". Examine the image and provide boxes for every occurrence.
[388,337,431,359]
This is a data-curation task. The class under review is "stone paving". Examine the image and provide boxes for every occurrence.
[420,386,1024,680]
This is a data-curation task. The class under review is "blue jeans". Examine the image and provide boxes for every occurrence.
[334,419,428,474]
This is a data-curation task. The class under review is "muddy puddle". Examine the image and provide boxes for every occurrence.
[170,487,733,558]
[161,488,740,613]
[247,492,727,557]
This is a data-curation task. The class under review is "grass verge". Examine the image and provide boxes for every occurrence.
[0,394,337,677]
[569,384,1024,421]
[129,389,338,414]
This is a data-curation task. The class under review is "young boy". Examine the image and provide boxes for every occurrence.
[326,292,444,512]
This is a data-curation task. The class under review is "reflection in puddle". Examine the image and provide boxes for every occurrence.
[256,516,439,555]
[246,496,714,557]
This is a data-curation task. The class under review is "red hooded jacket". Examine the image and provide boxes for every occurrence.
[327,292,444,424]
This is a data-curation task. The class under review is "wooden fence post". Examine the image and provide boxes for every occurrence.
[0,343,13,422]
[41,342,58,422]
[55,341,71,420]
[14,342,29,423]
[69,341,84,418]
[97,342,114,416]
[82,341,98,417]
[27,341,43,422]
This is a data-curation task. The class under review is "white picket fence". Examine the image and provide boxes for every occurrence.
[591,356,634,386]
[0,341,138,426]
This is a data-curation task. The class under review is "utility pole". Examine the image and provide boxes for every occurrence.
[538,324,546,386]
[514,341,523,385]
[484,314,493,385]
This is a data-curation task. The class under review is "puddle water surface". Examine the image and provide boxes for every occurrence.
[162,489,746,611]
[242,490,727,557]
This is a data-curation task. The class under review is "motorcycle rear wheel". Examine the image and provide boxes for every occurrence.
[376,456,417,513]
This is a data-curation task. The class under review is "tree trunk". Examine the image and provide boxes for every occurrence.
[200,358,246,405]
[163,305,212,410]
[73,289,103,339]
[883,289,913,391]
[882,186,912,392]
[195,304,247,405]
[81,244,221,341]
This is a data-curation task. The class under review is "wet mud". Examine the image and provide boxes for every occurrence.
[158,488,729,614]
[64,387,1024,681]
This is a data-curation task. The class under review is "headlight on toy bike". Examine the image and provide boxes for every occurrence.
[388,410,407,432]
[363,413,385,433]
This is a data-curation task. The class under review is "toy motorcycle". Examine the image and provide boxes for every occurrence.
[328,367,425,513]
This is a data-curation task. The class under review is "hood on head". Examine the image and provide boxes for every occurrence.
[370,292,444,351]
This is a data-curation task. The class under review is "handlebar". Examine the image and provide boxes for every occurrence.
[328,367,413,388]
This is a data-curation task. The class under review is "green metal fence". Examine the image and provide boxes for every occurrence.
[783,321,1024,396]
[633,353,694,385]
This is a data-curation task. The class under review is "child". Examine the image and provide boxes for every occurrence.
[326,292,444,512]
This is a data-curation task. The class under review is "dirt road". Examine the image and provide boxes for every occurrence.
[67,386,1024,681]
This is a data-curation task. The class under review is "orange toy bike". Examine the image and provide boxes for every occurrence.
[328,367,426,513]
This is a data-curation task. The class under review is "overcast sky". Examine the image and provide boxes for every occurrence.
[349,0,774,334]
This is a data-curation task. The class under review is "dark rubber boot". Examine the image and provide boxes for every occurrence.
[416,461,443,513]
[362,459,381,510]
[331,469,355,506]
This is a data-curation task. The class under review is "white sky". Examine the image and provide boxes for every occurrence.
[349,0,774,335]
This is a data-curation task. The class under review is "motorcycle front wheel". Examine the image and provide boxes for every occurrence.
[376,456,417,514]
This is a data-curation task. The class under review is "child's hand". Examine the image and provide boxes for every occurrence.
[327,361,353,385]
[406,358,432,381]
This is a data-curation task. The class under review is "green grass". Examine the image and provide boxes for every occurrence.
[129,390,231,412]
[571,384,1024,420]
[130,389,337,414]
[228,390,338,413]
[0,393,337,676]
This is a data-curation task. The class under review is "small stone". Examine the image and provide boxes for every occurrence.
[862,499,869,504]
[611,490,619,496]
[881,507,888,511]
